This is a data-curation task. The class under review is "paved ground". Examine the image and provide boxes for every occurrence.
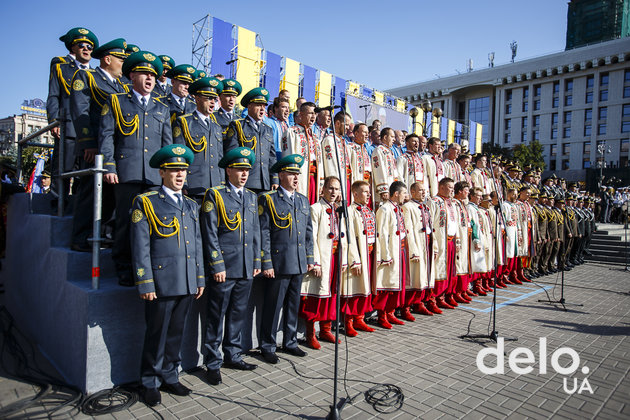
[0,259,629,419]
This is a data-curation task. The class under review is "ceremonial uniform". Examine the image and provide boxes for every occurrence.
[162,64,197,124]
[213,79,241,131]
[321,133,352,199]
[372,145,399,204]
[397,151,428,193]
[200,147,261,374]
[214,107,236,131]
[402,199,433,307]
[349,143,372,192]
[421,153,444,197]
[281,124,323,203]
[428,195,459,307]
[98,51,172,283]
[453,199,472,304]
[471,167,492,196]
[130,145,203,403]
[258,156,314,358]
[155,54,175,98]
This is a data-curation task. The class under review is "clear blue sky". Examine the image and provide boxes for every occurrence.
[0,0,567,117]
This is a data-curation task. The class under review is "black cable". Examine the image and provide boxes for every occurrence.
[364,384,404,413]
[80,386,139,416]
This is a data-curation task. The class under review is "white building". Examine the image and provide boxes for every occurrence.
[389,37,630,180]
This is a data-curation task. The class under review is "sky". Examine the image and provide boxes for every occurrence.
[0,0,568,118]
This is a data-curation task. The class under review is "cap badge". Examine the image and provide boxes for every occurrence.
[173,146,186,155]
[143,53,156,62]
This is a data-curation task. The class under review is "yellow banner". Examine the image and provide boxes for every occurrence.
[236,26,261,104]
[396,99,406,113]
[347,81,361,96]
[373,91,384,105]
[412,109,424,135]
[431,115,440,138]
[447,119,456,144]
[476,124,483,153]
[280,57,300,106]
[316,71,332,107]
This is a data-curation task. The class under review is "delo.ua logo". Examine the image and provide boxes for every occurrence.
[476,337,593,395]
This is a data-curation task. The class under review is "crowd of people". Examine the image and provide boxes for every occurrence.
[45,27,606,407]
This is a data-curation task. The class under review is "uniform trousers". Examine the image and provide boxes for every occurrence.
[203,277,253,370]
[141,294,193,389]
[259,274,304,353]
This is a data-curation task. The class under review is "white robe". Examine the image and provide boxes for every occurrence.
[349,143,372,187]
[402,200,433,290]
[428,196,458,281]
[372,145,399,203]
[454,199,471,275]
[281,125,324,202]
[345,202,374,297]
[321,133,351,199]
[374,200,406,292]
[421,153,444,197]
[397,152,428,192]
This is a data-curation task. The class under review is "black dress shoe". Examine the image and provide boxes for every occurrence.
[223,360,257,370]
[261,351,279,364]
[206,369,222,385]
[282,346,308,357]
[142,387,161,407]
[160,382,191,396]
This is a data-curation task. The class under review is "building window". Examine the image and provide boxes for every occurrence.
[522,132,528,142]
[549,159,557,170]
[562,160,570,170]
[563,127,571,138]
[505,119,511,130]
[533,130,540,140]
[534,85,541,97]
[551,128,558,139]
[504,133,511,144]
[600,73,609,86]
[522,117,528,128]
[584,124,592,136]
[598,123,606,135]
[564,111,572,123]
[523,87,529,98]
[523,101,528,112]
[553,97,559,108]
[552,113,559,125]
[534,99,540,110]
[622,121,630,133]
[585,109,592,121]
[564,95,572,106]
[625,86,630,98]
[583,141,591,155]
[586,91,593,103]
[565,79,573,91]
[468,97,490,143]
[623,104,630,117]
[583,159,591,169]
[621,139,629,153]
[600,90,608,101]
[625,70,630,83]
[533,115,540,127]
[553,82,560,94]
[506,104,512,114]
[551,144,557,156]
[506,90,512,101]
[562,143,570,155]
[586,76,594,88]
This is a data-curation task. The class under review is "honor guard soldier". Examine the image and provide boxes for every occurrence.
[155,55,175,97]
[193,69,207,81]
[47,27,99,192]
[99,50,172,286]
[119,44,140,85]
[173,77,225,201]
[214,79,241,131]
[162,64,197,124]
[200,147,260,385]
[258,154,314,364]
[224,87,278,193]
[69,38,128,252]
[131,144,205,407]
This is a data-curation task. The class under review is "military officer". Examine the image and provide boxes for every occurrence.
[119,44,140,85]
[214,79,241,131]
[224,87,278,193]
[161,64,197,124]
[200,147,260,385]
[155,55,175,97]
[173,77,225,202]
[47,27,99,191]
[130,144,204,407]
[99,50,172,286]
[258,154,314,364]
[69,38,128,252]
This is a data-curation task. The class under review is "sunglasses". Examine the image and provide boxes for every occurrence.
[76,42,93,51]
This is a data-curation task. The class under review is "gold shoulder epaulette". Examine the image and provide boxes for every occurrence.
[153,96,167,106]
[180,116,206,154]
[233,119,257,149]
[212,188,242,234]
[140,194,180,246]
[110,94,139,136]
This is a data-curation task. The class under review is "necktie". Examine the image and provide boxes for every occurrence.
[141,97,147,108]
[237,190,242,200]
[175,194,182,208]
[204,118,210,128]
[179,98,184,108]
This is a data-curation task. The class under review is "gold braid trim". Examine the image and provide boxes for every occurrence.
[85,71,110,108]
[140,195,180,247]
[55,64,71,96]
[264,194,292,235]
[180,116,206,155]
[536,207,547,221]
[234,120,257,150]
[111,95,139,136]
[213,190,242,236]
[546,208,556,221]
[566,209,576,221]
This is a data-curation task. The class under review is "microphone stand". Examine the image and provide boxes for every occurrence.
[460,162,517,343]
[326,105,351,420]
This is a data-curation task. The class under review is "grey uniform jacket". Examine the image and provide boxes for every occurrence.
[131,189,205,296]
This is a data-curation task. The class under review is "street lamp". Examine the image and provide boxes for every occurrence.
[597,141,612,188]
[409,100,443,136]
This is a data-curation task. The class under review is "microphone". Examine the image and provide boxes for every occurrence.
[359,104,369,109]
[225,59,237,65]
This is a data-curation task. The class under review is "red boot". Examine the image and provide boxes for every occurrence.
[353,315,374,332]
[387,310,405,325]
[377,310,392,329]
[400,307,416,322]
[467,288,479,297]
[306,321,321,350]
[473,280,487,296]
[436,296,455,309]
[445,294,459,307]
[517,266,531,283]
[509,272,523,285]
[456,292,471,303]
[426,298,443,314]
[344,316,358,337]
[319,321,341,343]
[495,278,507,288]
[413,302,433,316]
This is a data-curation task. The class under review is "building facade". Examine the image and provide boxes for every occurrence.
[0,113,54,154]
[566,0,630,50]
[389,37,630,181]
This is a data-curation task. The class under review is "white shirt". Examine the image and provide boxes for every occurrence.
[279,185,294,201]
[133,90,151,105]
[248,115,262,128]
[220,107,233,119]
[98,66,116,84]
[171,93,186,107]
[229,182,244,197]
[195,110,210,126]
[162,185,183,206]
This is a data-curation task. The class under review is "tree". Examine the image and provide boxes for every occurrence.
[513,140,545,170]
[482,142,512,160]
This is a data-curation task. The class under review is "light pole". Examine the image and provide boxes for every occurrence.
[597,141,612,188]
[409,99,443,137]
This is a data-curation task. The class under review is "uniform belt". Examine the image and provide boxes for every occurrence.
[401,238,407,248]
[368,243,374,253]
[332,240,339,252]
[309,161,317,175]
[447,235,456,240]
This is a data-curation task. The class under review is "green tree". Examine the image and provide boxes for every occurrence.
[513,140,545,170]
[482,142,512,160]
